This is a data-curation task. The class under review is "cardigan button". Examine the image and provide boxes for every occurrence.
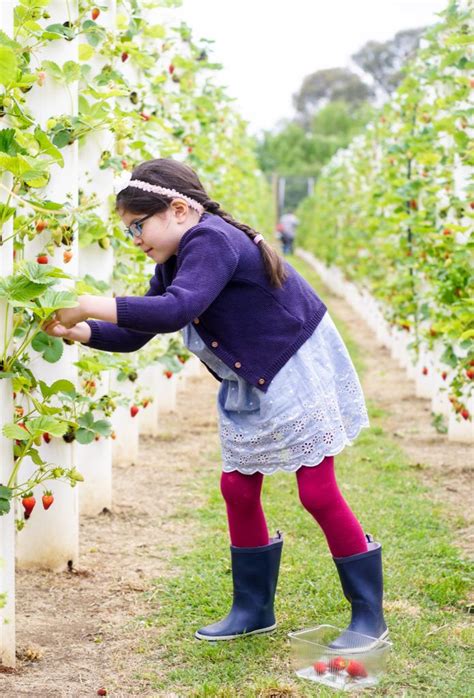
[234,361,242,369]
[211,340,219,348]
[193,318,200,325]
[258,378,265,385]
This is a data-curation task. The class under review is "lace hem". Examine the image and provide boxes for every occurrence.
[221,421,370,475]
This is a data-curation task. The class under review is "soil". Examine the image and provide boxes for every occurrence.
[1,275,472,697]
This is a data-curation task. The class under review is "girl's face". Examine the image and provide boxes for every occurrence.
[119,202,201,263]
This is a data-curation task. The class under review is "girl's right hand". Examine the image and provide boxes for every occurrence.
[42,319,92,344]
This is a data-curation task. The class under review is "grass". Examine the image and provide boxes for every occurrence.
[135,255,473,697]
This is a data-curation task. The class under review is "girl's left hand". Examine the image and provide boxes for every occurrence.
[44,296,90,331]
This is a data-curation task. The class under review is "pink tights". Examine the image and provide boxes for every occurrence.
[220,456,368,558]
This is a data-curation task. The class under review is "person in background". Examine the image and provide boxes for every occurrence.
[279,211,300,255]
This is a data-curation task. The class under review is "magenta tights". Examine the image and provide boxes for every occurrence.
[220,456,368,558]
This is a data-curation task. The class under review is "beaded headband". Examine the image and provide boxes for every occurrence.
[114,172,205,215]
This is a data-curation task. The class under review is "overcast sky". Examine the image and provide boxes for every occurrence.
[177,0,448,135]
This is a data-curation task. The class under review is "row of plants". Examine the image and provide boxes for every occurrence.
[297,0,473,415]
[0,0,273,525]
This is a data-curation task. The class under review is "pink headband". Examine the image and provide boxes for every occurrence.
[115,173,204,215]
[253,234,264,245]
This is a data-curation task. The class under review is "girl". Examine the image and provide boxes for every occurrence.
[44,158,388,648]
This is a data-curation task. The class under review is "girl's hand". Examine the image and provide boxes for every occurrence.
[42,320,92,344]
[52,296,91,329]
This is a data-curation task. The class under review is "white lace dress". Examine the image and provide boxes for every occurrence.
[181,311,370,475]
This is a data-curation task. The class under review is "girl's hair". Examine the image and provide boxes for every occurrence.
[116,158,288,288]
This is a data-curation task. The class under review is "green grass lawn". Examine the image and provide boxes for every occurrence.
[136,256,473,697]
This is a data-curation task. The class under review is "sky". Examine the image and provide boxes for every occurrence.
[176,0,448,135]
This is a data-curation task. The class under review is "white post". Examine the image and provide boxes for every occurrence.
[0,0,17,668]
[77,0,116,513]
[16,0,80,570]
[110,374,139,466]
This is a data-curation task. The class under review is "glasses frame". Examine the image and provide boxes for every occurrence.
[125,213,154,238]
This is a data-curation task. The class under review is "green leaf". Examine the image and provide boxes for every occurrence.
[34,289,78,316]
[75,428,95,444]
[29,447,44,466]
[2,423,30,440]
[34,127,64,166]
[94,419,112,437]
[27,416,69,438]
[0,46,17,86]
[0,485,13,500]
[78,412,94,428]
[39,378,76,398]
[32,331,64,363]
[79,43,95,61]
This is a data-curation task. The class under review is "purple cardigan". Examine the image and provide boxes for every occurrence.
[84,213,327,392]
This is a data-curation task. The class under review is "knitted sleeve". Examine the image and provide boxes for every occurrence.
[81,265,164,353]
[114,228,239,334]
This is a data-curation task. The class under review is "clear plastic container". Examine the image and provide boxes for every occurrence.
[288,624,392,691]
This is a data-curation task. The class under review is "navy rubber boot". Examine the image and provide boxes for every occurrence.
[195,532,283,641]
[330,535,388,652]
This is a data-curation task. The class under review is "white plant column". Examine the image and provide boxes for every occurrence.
[77,0,116,514]
[78,371,113,516]
[111,375,139,466]
[138,365,160,437]
[0,1,16,662]
[16,0,80,570]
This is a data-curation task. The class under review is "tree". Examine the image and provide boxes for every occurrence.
[351,28,426,96]
[293,68,374,127]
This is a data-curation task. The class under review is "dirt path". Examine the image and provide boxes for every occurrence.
[0,368,220,697]
[1,271,472,697]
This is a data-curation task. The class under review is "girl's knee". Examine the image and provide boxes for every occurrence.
[220,471,263,510]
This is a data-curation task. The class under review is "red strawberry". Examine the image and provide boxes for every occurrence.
[164,370,173,379]
[37,254,48,264]
[97,690,107,697]
[141,399,150,408]
[63,249,73,263]
[346,660,368,678]
[187,146,193,153]
[121,51,129,62]
[313,661,327,675]
[466,369,474,380]
[130,405,139,418]
[470,202,474,210]
[443,228,452,236]
[168,63,175,74]
[121,159,128,169]
[328,656,346,672]
[470,79,474,89]
[43,432,51,443]
[441,371,448,381]
[461,409,470,420]
[422,367,428,376]
[36,219,47,233]
[139,112,151,121]
[42,492,54,510]
[91,7,100,20]
[22,495,36,519]
[409,199,418,210]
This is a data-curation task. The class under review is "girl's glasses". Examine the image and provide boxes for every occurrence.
[125,213,154,238]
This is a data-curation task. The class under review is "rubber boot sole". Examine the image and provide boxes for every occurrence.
[327,627,390,654]
[195,622,277,641]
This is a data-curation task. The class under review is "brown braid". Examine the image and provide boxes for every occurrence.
[116,158,288,288]
[202,200,288,288]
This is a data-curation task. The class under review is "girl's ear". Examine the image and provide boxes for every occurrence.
[170,198,189,220]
